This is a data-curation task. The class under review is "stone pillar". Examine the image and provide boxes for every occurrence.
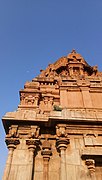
[48,97,53,110]
[34,95,39,106]
[41,140,52,180]
[26,125,40,180]
[26,139,40,180]
[56,138,69,180]
[56,125,70,180]
[86,159,96,180]
[3,138,20,180]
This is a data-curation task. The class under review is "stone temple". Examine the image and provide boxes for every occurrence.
[2,50,102,180]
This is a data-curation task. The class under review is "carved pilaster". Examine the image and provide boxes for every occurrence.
[86,159,96,180]
[44,97,48,106]
[26,139,40,180]
[56,125,69,180]
[34,95,39,106]
[41,140,52,180]
[56,138,69,152]
[48,97,53,110]
[26,125,40,180]
[26,138,40,152]
[56,125,69,152]
[20,93,25,105]
[3,137,20,180]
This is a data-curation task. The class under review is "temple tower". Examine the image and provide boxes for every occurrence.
[2,50,102,180]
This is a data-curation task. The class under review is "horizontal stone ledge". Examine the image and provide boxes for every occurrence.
[81,147,102,157]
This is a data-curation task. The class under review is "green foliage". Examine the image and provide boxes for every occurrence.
[53,105,62,111]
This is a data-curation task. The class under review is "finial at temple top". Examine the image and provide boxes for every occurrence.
[71,49,77,54]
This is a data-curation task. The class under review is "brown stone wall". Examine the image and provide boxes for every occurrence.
[90,92,102,108]
[60,90,83,108]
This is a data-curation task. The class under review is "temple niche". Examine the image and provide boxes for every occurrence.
[2,50,102,180]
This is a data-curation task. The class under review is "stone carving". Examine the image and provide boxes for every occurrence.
[86,159,95,174]
[26,125,40,148]
[41,139,52,157]
[4,110,37,120]
[41,140,52,180]
[5,125,20,149]
[84,134,102,147]
[6,125,18,138]
[38,49,98,80]
[41,96,54,112]
[28,126,40,139]
[26,139,40,148]
[56,125,69,180]
[3,137,20,180]
[11,50,102,116]
[26,138,40,180]
[20,93,39,106]
[56,125,70,152]
[56,124,68,138]
[20,93,25,105]
[25,95,35,105]
[5,138,20,146]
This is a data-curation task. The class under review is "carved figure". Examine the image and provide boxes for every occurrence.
[29,126,40,139]
[25,95,35,105]
[56,125,68,138]
[6,125,18,138]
